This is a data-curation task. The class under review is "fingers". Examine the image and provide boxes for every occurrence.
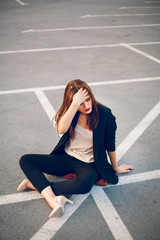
[127,165,134,170]
[121,167,130,173]
[78,89,89,102]
[79,88,89,97]
[118,164,134,174]
[122,164,134,170]
[77,88,89,100]
[72,88,89,106]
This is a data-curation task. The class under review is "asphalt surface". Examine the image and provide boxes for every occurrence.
[0,0,160,240]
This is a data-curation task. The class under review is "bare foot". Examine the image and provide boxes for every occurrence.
[17,179,36,191]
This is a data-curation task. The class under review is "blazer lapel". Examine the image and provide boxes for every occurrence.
[93,126,100,160]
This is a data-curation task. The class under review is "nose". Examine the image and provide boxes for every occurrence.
[84,101,89,109]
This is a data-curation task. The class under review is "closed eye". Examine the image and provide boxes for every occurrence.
[80,96,91,105]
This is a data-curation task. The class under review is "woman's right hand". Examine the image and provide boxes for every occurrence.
[72,88,89,107]
[57,88,89,134]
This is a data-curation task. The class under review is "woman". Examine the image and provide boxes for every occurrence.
[17,79,134,218]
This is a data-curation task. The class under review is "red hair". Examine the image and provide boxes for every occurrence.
[54,79,99,139]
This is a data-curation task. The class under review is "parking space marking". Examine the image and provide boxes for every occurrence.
[34,89,56,123]
[119,6,160,9]
[0,44,120,55]
[22,24,160,33]
[110,169,160,188]
[1,169,159,206]
[146,1,160,3]
[88,77,160,87]
[129,42,160,46]
[0,87,40,95]
[15,0,29,6]
[1,42,160,55]
[81,13,160,18]
[0,191,42,205]
[116,101,160,160]
[121,43,160,64]
[91,187,133,240]
[0,76,160,96]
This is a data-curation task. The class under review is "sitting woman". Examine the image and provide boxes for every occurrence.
[17,79,134,218]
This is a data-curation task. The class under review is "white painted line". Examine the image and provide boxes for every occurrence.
[145,1,160,3]
[121,43,160,64]
[108,169,160,188]
[22,24,160,33]
[130,42,160,46]
[30,193,90,240]
[40,84,68,91]
[88,76,160,87]
[0,87,41,95]
[91,186,133,240]
[1,41,160,56]
[0,86,67,95]
[0,191,42,205]
[119,6,160,9]
[81,13,160,18]
[116,101,160,161]
[34,89,60,135]
[0,44,120,55]
[15,0,29,6]
[0,76,160,96]
[34,89,56,123]
[1,170,159,206]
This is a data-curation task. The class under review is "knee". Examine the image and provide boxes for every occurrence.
[80,185,92,194]
[77,179,94,194]
[19,154,32,169]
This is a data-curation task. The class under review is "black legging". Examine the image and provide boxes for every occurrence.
[19,152,100,195]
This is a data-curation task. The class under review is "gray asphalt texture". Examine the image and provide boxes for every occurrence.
[0,0,160,240]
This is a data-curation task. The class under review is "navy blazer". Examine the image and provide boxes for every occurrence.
[50,104,118,184]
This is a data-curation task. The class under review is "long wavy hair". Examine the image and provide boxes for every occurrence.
[54,79,99,139]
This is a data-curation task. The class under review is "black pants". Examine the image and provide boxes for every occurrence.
[19,152,100,195]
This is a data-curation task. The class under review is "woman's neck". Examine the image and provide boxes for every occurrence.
[78,113,89,129]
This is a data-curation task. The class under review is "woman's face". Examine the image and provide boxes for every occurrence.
[78,95,92,115]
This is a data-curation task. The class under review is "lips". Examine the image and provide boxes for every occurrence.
[84,108,90,112]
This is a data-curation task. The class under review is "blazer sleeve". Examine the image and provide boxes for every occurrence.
[104,110,117,152]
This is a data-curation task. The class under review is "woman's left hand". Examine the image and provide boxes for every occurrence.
[114,164,134,174]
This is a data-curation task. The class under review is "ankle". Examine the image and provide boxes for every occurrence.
[25,179,30,188]
[41,186,57,208]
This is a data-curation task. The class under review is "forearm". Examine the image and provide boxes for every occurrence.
[108,151,118,171]
[57,102,79,134]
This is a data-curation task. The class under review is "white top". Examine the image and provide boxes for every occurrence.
[65,124,94,163]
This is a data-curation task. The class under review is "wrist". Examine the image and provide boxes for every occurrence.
[113,165,119,171]
[71,101,80,108]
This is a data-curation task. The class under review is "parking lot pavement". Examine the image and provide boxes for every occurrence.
[0,0,160,239]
